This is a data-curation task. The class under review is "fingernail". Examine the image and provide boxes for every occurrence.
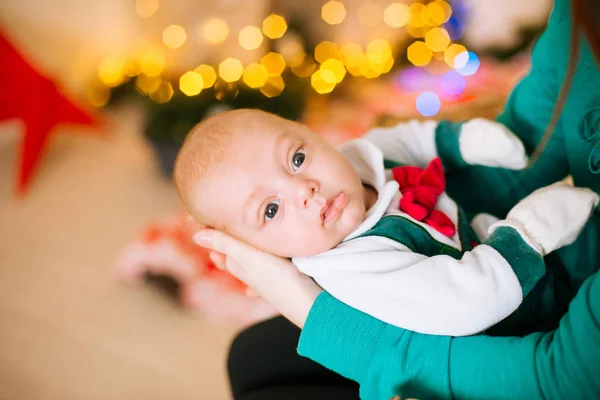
[193,232,212,246]
[209,252,225,270]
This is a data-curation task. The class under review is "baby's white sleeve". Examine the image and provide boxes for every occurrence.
[293,236,523,337]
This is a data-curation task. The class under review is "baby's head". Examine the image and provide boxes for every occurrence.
[174,109,366,258]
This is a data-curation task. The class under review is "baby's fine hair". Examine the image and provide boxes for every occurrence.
[173,108,275,225]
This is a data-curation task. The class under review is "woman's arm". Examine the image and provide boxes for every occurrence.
[299,270,600,400]
[437,0,574,217]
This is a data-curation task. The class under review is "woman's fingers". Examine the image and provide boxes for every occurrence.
[194,229,258,262]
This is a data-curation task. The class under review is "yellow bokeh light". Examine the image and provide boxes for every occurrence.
[98,57,125,87]
[444,43,467,68]
[320,59,346,83]
[124,56,141,77]
[407,41,432,66]
[384,3,410,28]
[179,71,204,96]
[279,34,304,63]
[135,0,159,18]
[380,56,395,73]
[163,25,187,49]
[345,52,367,77]
[426,2,446,26]
[360,61,383,78]
[407,25,428,38]
[358,2,382,27]
[435,0,452,23]
[339,43,362,65]
[311,70,336,94]
[315,41,339,64]
[289,52,306,68]
[262,14,287,39]
[202,18,229,44]
[239,26,263,50]
[194,64,217,88]
[425,27,450,52]
[366,39,392,64]
[261,75,285,97]
[140,51,164,77]
[87,83,110,107]
[322,1,346,25]
[261,52,286,76]
[409,3,426,27]
[243,63,269,88]
[136,74,161,94]
[219,58,244,82]
[150,80,174,103]
[291,55,317,78]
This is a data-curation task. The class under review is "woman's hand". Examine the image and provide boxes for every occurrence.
[193,229,323,328]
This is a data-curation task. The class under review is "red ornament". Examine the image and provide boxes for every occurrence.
[392,158,456,237]
[0,31,100,195]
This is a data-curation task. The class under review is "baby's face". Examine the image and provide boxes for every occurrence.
[193,117,366,257]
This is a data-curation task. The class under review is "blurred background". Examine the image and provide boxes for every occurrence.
[0,0,551,398]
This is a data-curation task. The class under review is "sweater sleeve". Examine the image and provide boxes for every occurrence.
[437,0,572,217]
[298,270,600,400]
[294,226,544,337]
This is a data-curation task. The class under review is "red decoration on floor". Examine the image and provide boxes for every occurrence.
[0,31,99,195]
[392,158,456,237]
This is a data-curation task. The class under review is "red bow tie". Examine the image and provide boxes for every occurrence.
[392,158,456,237]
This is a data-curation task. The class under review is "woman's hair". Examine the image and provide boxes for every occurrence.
[529,0,600,165]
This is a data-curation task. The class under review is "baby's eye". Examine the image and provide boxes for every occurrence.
[264,200,280,221]
[292,149,306,171]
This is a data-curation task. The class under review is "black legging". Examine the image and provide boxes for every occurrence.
[227,316,360,400]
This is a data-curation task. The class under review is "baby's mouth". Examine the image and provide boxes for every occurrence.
[321,192,349,224]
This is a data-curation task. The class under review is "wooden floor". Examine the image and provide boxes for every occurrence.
[0,107,238,400]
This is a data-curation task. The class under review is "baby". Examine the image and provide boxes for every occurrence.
[174,109,598,336]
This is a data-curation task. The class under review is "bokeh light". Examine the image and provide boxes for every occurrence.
[366,39,392,64]
[260,52,286,76]
[202,18,229,44]
[98,57,125,87]
[135,0,159,18]
[163,25,186,49]
[315,41,339,64]
[194,64,217,88]
[136,74,161,94]
[416,92,441,116]
[407,41,432,66]
[179,71,204,96]
[150,80,174,103]
[261,76,285,97]
[320,59,346,83]
[239,26,263,50]
[291,55,318,78]
[278,33,304,63]
[358,2,382,27]
[425,27,450,52]
[428,0,451,25]
[339,43,362,65]
[440,70,466,95]
[322,1,346,25]
[345,52,367,77]
[311,70,336,94]
[456,51,480,76]
[87,83,111,107]
[218,58,243,82]
[243,63,269,88]
[444,43,467,68]
[140,51,165,77]
[384,3,410,28]
[409,3,426,27]
[262,14,287,39]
